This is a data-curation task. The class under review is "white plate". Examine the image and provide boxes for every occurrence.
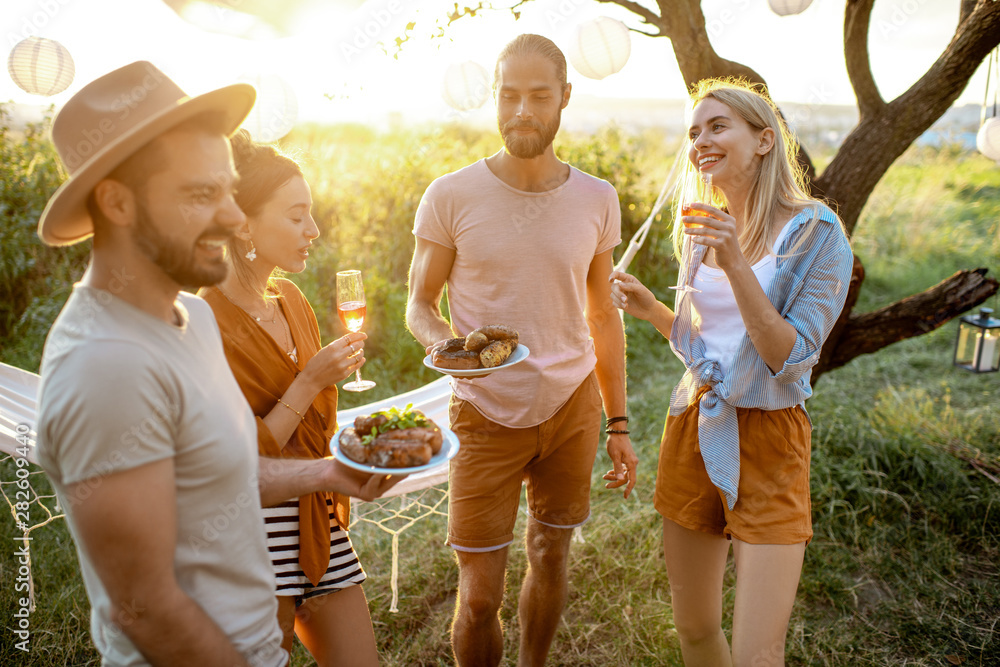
[332,424,461,475]
[422,343,530,378]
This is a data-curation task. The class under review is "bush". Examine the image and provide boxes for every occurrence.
[0,106,88,371]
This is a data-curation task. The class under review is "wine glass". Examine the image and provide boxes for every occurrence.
[668,172,713,294]
[336,270,376,392]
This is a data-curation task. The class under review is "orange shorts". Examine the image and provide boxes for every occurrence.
[653,396,813,545]
[446,372,602,551]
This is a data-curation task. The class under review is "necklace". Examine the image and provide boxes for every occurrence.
[253,301,279,323]
[218,286,294,358]
[218,287,278,323]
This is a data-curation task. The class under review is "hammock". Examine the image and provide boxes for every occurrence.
[0,363,454,612]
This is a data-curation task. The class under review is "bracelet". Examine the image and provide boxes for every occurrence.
[276,399,303,419]
[605,416,629,428]
[605,429,630,435]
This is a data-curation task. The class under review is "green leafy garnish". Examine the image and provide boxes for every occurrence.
[360,403,431,446]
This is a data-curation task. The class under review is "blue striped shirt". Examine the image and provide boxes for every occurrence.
[668,204,854,509]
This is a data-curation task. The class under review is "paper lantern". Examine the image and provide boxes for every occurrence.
[441,61,490,111]
[977,117,1000,161]
[7,37,75,96]
[768,0,814,16]
[238,73,298,142]
[566,17,631,81]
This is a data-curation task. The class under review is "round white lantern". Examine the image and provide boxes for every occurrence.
[7,37,75,96]
[566,17,631,81]
[768,0,814,16]
[238,73,298,142]
[441,61,491,111]
[977,117,1000,161]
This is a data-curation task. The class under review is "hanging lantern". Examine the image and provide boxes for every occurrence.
[441,61,490,111]
[768,0,814,16]
[566,17,631,81]
[977,117,1000,161]
[953,307,1000,373]
[7,37,75,96]
[238,72,298,142]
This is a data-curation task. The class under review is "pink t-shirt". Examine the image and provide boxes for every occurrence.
[414,159,621,427]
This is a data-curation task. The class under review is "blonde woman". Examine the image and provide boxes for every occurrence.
[611,79,853,666]
[200,131,377,666]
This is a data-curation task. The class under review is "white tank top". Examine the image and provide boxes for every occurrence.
[690,219,796,375]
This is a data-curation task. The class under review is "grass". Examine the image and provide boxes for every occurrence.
[1,119,999,665]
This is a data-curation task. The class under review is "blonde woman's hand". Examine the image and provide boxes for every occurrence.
[301,333,368,390]
[683,203,744,273]
[609,270,659,322]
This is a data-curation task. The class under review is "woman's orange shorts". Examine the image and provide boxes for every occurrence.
[653,397,813,545]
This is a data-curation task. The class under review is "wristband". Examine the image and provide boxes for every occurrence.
[605,416,629,428]
[605,429,630,435]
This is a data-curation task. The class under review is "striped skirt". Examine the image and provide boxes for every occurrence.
[262,497,366,603]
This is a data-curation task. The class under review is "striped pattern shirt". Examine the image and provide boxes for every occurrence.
[668,204,854,509]
[263,498,365,600]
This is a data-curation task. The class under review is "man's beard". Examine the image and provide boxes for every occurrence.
[132,201,231,288]
[499,112,561,159]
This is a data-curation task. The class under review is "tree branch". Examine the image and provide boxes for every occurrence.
[817,0,1000,233]
[960,0,978,25]
[892,0,1000,121]
[597,0,664,32]
[653,0,677,34]
[844,0,884,117]
[820,269,1000,373]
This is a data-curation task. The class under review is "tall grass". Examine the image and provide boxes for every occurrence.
[1,110,998,665]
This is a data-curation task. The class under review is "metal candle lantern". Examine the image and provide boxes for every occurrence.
[954,307,1000,373]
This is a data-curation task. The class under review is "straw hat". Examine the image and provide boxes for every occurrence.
[38,61,256,246]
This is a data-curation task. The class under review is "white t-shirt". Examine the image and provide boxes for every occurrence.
[690,219,796,375]
[36,287,285,667]
[414,159,621,427]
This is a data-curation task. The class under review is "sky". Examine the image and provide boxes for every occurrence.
[0,0,993,132]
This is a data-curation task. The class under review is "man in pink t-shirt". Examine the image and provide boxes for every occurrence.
[406,34,638,667]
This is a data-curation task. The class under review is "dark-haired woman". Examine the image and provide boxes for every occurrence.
[200,131,378,666]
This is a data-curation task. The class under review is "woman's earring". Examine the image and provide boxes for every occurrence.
[245,239,257,262]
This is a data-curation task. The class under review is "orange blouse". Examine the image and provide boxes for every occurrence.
[201,279,349,586]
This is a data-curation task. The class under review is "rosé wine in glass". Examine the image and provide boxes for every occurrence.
[336,270,376,392]
[669,172,714,293]
[338,301,366,333]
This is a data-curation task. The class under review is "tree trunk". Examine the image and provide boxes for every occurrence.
[603,0,1000,379]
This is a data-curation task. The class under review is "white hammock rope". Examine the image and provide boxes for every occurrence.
[0,152,682,614]
[350,488,449,613]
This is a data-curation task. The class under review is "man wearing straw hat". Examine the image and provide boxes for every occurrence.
[33,61,400,666]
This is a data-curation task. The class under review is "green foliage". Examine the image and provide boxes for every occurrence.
[0,106,88,371]
[2,111,999,666]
